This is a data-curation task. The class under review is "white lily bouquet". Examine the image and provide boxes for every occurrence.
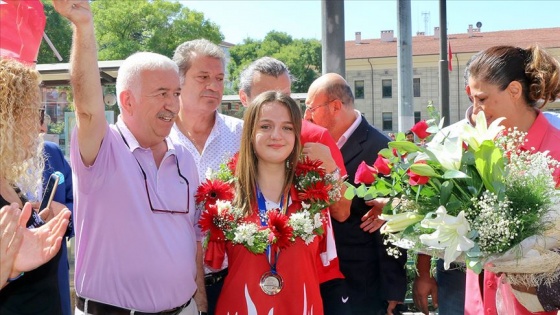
[346,110,560,285]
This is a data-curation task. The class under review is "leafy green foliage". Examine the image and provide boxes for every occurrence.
[38,0,72,63]
[91,0,223,60]
[38,0,224,62]
[227,31,322,93]
[48,122,65,134]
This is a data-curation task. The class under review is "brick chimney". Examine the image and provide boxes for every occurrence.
[467,24,480,37]
[380,30,395,42]
[355,31,362,44]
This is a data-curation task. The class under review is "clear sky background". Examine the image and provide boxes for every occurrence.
[179,0,559,44]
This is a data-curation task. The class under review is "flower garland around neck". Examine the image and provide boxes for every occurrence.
[196,153,342,254]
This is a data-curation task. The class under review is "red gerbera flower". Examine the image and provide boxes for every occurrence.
[296,156,326,177]
[198,204,226,241]
[227,152,239,173]
[267,210,293,250]
[195,179,234,206]
[298,181,331,203]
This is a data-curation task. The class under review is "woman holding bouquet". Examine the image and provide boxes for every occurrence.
[198,91,336,315]
[464,45,560,315]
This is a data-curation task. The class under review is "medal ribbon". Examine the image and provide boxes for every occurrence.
[256,186,288,275]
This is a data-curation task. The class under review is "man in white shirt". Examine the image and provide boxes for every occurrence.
[170,39,243,315]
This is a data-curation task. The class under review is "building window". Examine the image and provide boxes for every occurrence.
[355,80,365,99]
[413,78,421,97]
[382,79,392,98]
[414,111,421,123]
[382,112,393,130]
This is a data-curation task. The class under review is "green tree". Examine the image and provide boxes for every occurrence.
[38,0,72,63]
[91,0,224,60]
[227,31,321,93]
[276,38,322,93]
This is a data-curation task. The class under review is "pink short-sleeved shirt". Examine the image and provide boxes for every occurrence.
[70,119,200,312]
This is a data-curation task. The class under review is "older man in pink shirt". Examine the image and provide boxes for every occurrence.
[54,1,202,314]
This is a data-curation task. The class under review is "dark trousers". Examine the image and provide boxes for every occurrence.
[206,280,223,315]
[436,259,466,315]
[339,258,383,315]
[205,269,227,315]
[320,278,353,315]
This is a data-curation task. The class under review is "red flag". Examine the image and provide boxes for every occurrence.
[0,0,46,65]
[448,41,453,71]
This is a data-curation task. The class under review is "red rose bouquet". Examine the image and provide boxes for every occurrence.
[346,108,560,282]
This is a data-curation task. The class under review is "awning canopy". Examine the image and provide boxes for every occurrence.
[36,60,123,87]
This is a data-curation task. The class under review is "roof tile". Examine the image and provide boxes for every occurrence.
[346,28,560,59]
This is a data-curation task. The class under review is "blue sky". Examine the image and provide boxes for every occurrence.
[179,0,559,44]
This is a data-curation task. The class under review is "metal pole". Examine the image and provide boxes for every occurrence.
[439,0,450,126]
[456,53,461,122]
[397,0,414,132]
[367,58,375,125]
[321,0,346,77]
[43,32,63,62]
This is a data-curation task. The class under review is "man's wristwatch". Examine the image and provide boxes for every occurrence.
[198,312,208,315]
[328,167,341,181]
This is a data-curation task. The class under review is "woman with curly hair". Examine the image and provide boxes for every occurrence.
[0,57,45,198]
[0,57,71,314]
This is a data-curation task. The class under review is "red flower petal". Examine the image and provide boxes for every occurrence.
[407,163,430,186]
[227,152,239,173]
[298,181,332,203]
[267,210,294,250]
[410,120,430,140]
[195,179,234,206]
[198,204,226,241]
[354,161,378,184]
[296,156,326,177]
[373,155,392,176]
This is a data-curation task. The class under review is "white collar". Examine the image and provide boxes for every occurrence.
[336,109,362,148]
